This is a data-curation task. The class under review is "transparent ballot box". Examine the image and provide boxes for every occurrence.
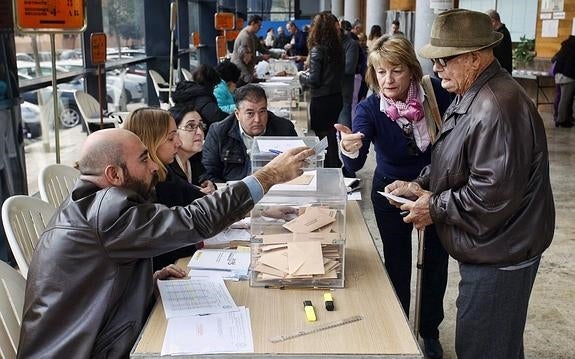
[249,168,347,288]
[251,136,325,172]
[268,58,299,76]
[259,81,292,101]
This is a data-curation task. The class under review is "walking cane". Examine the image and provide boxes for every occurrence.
[414,228,425,339]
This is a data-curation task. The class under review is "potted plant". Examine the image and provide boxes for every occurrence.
[514,36,535,70]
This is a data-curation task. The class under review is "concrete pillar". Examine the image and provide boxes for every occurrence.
[344,0,361,22]
[413,0,438,76]
[366,0,388,34]
[319,0,331,12]
[331,0,344,19]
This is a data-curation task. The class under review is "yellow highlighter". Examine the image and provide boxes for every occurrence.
[303,300,317,322]
[324,292,335,311]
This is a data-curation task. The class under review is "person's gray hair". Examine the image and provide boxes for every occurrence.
[486,9,500,22]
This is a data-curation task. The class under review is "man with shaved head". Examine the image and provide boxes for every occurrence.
[18,128,314,358]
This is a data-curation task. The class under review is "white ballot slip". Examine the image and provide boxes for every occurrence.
[378,191,415,205]
[188,249,250,272]
[157,277,237,318]
[161,306,254,355]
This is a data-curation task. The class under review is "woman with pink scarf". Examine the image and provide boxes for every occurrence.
[335,35,452,359]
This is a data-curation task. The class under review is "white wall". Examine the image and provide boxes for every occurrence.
[459,0,538,41]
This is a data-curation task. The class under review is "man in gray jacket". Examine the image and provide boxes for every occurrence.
[17,128,313,358]
[386,10,554,359]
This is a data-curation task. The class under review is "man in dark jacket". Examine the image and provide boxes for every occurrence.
[17,128,313,358]
[202,84,297,183]
[273,26,290,49]
[388,10,554,359]
[487,9,513,74]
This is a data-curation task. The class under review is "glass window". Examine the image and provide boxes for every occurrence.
[102,0,146,63]
[247,0,294,21]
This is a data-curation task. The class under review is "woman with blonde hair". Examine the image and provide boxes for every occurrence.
[124,107,205,269]
[334,35,452,359]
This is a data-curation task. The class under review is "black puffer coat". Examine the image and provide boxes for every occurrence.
[172,81,229,130]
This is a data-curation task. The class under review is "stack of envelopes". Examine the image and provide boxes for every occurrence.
[251,207,342,283]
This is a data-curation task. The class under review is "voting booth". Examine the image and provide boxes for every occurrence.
[249,168,347,288]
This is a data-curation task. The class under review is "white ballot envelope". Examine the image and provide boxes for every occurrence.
[378,191,415,205]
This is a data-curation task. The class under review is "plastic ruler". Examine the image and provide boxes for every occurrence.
[269,315,364,343]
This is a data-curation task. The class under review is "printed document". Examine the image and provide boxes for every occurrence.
[157,277,237,318]
[161,306,254,355]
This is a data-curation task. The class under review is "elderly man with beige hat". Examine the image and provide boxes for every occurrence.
[386,9,555,359]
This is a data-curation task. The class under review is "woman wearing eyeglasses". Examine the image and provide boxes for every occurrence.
[124,107,209,270]
[169,102,216,193]
[334,35,452,359]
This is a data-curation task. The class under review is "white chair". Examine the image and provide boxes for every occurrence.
[38,164,80,208]
[0,261,26,359]
[74,90,118,134]
[148,69,174,107]
[181,68,193,81]
[1,196,56,278]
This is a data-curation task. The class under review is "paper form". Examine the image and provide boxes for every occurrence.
[157,277,237,318]
[161,307,254,355]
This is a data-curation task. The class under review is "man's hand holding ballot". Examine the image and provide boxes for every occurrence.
[384,180,434,230]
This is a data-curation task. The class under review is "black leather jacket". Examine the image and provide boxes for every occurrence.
[299,45,343,98]
[18,179,254,358]
[417,61,555,266]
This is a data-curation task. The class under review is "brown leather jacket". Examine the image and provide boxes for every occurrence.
[416,61,555,266]
[18,179,254,358]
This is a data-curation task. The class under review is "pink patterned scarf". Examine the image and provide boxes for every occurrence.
[381,81,424,122]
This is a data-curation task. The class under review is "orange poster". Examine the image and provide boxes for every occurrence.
[214,12,235,30]
[15,0,86,31]
[90,33,107,65]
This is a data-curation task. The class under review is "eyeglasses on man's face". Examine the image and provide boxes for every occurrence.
[178,122,206,133]
[431,55,459,67]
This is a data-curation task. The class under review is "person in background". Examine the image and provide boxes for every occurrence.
[17,127,314,358]
[355,32,369,109]
[390,9,554,358]
[123,108,207,270]
[486,9,513,74]
[232,45,259,86]
[202,84,297,183]
[264,27,275,48]
[351,19,362,37]
[214,60,241,113]
[273,26,290,49]
[335,34,451,359]
[285,21,308,70]
[232,15,271,70]
[367,24,383,48]
[299,12,344,169]
[172,64,228,131]
[338,19,360,130]
[169,102,215,191]
[551,35,575,128]
[390,20,404,36]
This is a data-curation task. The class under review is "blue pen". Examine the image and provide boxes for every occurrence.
[268,149,283,155]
